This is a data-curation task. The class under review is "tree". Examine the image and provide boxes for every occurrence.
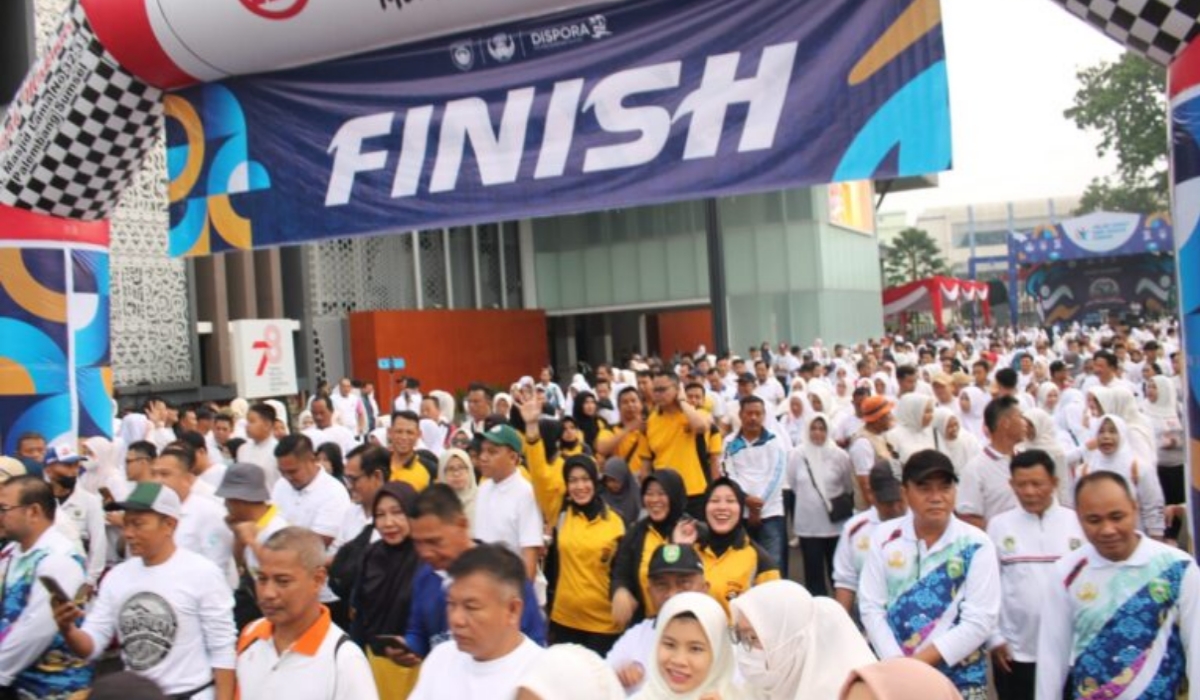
[1064,52,1168,215]
[883,227,948,286]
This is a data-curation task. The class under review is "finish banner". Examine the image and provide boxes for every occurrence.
[165,0,950,256]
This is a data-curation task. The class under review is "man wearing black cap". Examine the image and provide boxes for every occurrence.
[606,544,709,694]
[858,450,999,700]
[832,460,908,614]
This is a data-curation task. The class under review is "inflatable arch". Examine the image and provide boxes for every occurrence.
[0,0,1198,525]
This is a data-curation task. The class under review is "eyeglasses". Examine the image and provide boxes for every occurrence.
[0,504,29,516]
[343,474,363,487]
[729,628,762,652]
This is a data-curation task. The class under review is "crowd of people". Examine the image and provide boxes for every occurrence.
[0,316,1194,700]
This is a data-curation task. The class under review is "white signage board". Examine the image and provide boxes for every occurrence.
[229,319,300,399]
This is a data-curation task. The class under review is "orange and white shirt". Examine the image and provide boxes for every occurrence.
[236,607,378,700]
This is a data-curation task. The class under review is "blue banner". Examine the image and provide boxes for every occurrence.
[165,0,950,255]
[1008,212,1174,266]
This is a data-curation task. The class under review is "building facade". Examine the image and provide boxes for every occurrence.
[910,196,1082,281]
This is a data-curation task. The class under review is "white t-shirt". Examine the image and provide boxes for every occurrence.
[56,487,106,586]
[606,619,655,696]
[330,505,378,557]
[271,471,351,541]
[245,508,290,576]
[196,462,228,493]
[237,439,280,491]
[81,548,236,698]
[957,446,1017,523]
[409,636,543,700]
[176,493,235,579]
[473,473,544,555]
[330,393,363,431]
[302,426,358,459]
[271,470,351,602]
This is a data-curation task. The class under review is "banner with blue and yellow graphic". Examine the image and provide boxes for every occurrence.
[164,0,951,255]
[0,206,112,452]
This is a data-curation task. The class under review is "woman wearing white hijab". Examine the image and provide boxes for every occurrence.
[1143,375,1185,537]
[730,580,876,700]
[1080,415,1166,538]
[871,372,896,399]
[633,592,738,700]
[494,392,515,419]
[806,383,838,426]
[1089,387,1157,470]
[437,448,478,527]
[786,414,854,597]
[956,387,988,440]
[1020,408,1073,506]
[885,394,935,464]
[80,436,122,497]
[779,393,811,448]
[517,644,625,700]
[1053,388,1088,451]
[930,409,980,475]
[1035,382,1059,412]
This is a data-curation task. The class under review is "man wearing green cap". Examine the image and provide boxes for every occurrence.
[472,424,544,581]
[52,481,237,700]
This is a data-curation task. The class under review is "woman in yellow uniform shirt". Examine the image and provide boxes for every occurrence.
[544,454,626,655]
[676,477,781,616]
[609,469,687,627]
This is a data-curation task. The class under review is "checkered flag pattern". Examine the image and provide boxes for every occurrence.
[1052,0,1200,66]
[0,1,163,221]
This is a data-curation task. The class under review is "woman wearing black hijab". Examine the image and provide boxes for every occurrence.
[544,455,627,654]
[600,457,641,527]
[352,481,421,700]
[674,477,782,616]
[609,468,686,627]
[572,391,612,454]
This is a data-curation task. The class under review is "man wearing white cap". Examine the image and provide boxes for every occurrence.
[52,482,237,700]
[43,443,106,597]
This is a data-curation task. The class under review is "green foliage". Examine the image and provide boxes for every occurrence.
[883,227,948,287]
[1064,52,1168,215]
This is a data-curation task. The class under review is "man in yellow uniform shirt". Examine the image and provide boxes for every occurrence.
[638,372,720,520]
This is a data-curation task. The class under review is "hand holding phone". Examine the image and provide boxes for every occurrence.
[39,576,70,605]
[98,487,115,505]
[373,635,424,665]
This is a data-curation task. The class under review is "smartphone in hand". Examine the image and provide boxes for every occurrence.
[372,635,423,659]
[39,576,70,606]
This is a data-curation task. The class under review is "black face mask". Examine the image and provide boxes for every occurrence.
[55,476,77,492]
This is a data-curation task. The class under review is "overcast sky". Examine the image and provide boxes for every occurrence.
[881,0,1125,220]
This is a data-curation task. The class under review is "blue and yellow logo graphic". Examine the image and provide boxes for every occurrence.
[833,0,949,181]
[166,85,271,257]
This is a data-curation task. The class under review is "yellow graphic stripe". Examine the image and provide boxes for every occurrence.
[0,249,67,323]
[210,195,253,250]
[849,0,941,86]
[165,95,205,204]
[0,358,36,395]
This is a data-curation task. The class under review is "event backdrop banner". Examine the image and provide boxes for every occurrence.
[1020,256,1176,325]
[164,0,950,255]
